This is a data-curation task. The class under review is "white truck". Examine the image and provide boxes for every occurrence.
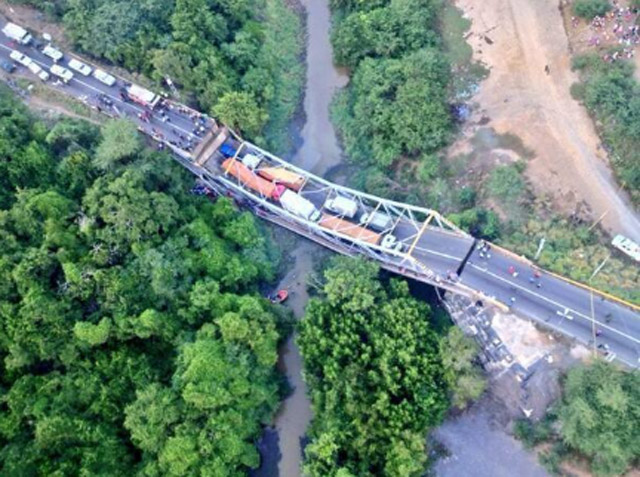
[324,195,358,219]
[50,64,73,83]
[126,83,160,108]
[2,22,32,45]
[27,62,49,81]
[68,58,92,76]
[280,189,321,222]
[360,210,394,232]
[43,45,64,63]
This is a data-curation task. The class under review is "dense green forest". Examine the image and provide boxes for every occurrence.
[330,0,452,169]
[571,54,640,206]
[514,361,640,476]
[10,0,304,152]
[298,258,484,476]
[0,86,289,475]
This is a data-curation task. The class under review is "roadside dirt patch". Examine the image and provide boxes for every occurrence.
[452,0,640,241]
[491,313,550,369]
[0,3,68,47]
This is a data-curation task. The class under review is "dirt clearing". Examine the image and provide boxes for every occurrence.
[452,0,640,242]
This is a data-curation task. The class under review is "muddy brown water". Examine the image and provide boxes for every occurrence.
[252,1,348,476]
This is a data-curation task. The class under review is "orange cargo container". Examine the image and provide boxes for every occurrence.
[319,214,380,245]
[222,158,284,200]
[258,167,305,191]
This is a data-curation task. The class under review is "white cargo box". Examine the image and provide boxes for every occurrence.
[2,23,32,45]
[43,45,63,62]
[324,195,358,219]
[27,62,41,74]
[280,190,321,222]
[93,68,116,86]
[68,58,92,76]
[611,235,640,262]
[360,211,393,232]
[241,153,261,170]
[127,83,159,107]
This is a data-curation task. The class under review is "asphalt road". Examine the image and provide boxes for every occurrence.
[1,22,638,368]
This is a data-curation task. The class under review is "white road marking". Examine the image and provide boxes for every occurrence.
[471,264,640,346]
[0,43,197,139]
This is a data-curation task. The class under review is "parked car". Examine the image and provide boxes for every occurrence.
[42,44,63,62]
[9,50,32,67]
[93,68,116,87]
[0,60,16,73]
[68,58,92,76]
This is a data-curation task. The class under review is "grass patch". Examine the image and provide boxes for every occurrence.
[439,0,488,97]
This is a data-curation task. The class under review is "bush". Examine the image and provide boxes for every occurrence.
[573,0,611,19]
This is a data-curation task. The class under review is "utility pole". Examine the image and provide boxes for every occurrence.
[534,237,546,260]
[589,253,611,281]
[588,210,609,232]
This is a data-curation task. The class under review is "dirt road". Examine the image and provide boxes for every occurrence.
[455,0,640,242]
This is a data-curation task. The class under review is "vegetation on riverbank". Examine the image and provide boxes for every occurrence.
[10,0,304,152]
[514,361,639,476]
[570,53,640,206]
[298,257,484,476]
[0,86,289,475]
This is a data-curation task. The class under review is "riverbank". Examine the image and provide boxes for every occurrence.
[255,1,350,476]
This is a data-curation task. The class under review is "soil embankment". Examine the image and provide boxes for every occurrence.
[454,0,640,241]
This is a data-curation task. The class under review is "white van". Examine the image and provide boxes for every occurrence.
[43,45,64,62]
[68,58,92,76]
[93,68,116,87]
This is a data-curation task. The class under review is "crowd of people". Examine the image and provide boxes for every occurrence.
[573,2,640,63]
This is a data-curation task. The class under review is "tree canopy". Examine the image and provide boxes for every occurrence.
[330,0,453,170]
[557,361,640,476]
[0,86,286,475]
[16,0,304,152]
[299,258,453,476]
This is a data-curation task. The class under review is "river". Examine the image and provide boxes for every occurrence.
[252,1,348,477]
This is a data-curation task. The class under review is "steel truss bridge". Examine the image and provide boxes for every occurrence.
[0,21,637,366]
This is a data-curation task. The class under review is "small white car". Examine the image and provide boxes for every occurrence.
[42,45,64,62]
[68,58,92,76]
[9,50,32,67]
[92,68,116,87]
[50,64,73,83]
[26,62,49,81]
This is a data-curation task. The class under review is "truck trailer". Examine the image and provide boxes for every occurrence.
[319,214,381,245]
[320,214,403,251]
[2,22,32,45]
[258,167,305,191]
[222,158,284,200]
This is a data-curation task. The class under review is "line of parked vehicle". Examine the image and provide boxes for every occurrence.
[218,144,404,252]
[2,21,118,87]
